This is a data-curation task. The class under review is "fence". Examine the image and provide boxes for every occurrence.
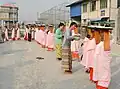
[37,2,70,27]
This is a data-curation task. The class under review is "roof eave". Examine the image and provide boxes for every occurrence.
[66,0,83,7]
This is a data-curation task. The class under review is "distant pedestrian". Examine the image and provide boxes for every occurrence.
[16,24,21,40]
[31,25,35,40]
[1,27,5,43]
[4,26,9,41]
[28,25,32,42]
[24,25,29,40]
[11,25,16,40]
[0,26,4,43]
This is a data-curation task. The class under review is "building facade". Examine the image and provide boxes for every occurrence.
[80,0,120,43]
[67,0,120,43]
[67,0,81,23]
[0,3,19,28]
[81,0,118,25]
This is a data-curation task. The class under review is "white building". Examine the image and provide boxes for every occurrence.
[0,3,19,27]
[81,0,118,24]
[81,0,119,43]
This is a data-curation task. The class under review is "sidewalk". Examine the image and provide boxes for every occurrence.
[111,44,120,56]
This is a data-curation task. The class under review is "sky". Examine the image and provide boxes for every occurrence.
[0,0,72,22]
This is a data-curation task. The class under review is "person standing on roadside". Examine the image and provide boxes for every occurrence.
[55,23,65,60]
[62,22,80,73]
[28,25,32,42]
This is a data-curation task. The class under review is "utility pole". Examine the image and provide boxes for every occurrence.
[109,0,111,22]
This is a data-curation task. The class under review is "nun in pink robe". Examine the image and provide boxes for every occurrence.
[71,30,80,59]
[81,37,90,67]
[46,31,54,51]
[93,39,114,89]
[86,38,96,68]
[32,28,35,40]
[39,29,46,48]
[35,28,38,41]
[5,28,9,41]
[85,38,96,81]
[24,27,28,40]
[16,28,20,40]
[37,29,42,44]
[11,28,15,40]
[93,43,100,83]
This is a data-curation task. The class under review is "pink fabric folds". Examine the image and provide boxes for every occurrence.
[46,32,54,48]
[41,31,46,46]
[85,38,96,68]
[11,28,15,40]
[93,42,112,88]
[81,37,89,66]
[37,30,42,44]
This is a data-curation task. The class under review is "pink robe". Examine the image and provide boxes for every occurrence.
[46,32,54,48]
[24,28,28,40]
[93,43,100,82]
[32,28,35,39]
[16,28,20,40]
[41,30,46,46]
[37,30,42,44]
[35,28,38,41]
[11,28,15,40]
[5,29,9,40]
[93,40,114,88]
[85,38,96,68]
[71,30,80,52]
[81,37,90,66]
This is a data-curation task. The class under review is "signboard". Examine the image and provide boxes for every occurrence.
[101,10,105,16]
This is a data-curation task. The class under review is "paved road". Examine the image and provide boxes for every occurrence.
[0,40,120,89]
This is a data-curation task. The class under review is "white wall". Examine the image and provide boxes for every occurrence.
[81,0,118,22]
[81,0,118,42]
[0,13,9,20]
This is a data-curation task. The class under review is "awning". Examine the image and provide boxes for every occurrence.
[89,17,110,22]
[89,18,101,22]
[66,0,83,7]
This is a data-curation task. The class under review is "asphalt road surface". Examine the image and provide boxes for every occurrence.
[0,40,120,89]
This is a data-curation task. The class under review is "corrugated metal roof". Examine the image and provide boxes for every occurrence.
[66,0,83,7]
[1,3,16,7]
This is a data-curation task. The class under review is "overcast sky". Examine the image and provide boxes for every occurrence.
[0,0,73,22]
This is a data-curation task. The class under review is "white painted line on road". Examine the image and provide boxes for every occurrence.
[5,53,15,56]
[111,53,120,56]
[111,57,120,67]
[112,67,120,77]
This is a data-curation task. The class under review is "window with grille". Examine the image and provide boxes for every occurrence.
[118,0,120,8]
[100,0,107,9]
[90,1,96,11]
[83,3,87,13]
